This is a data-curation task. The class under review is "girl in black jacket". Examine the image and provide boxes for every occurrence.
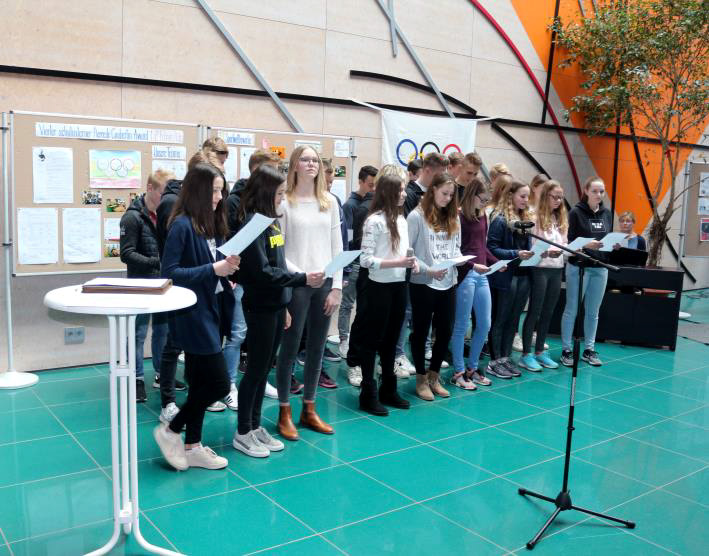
[233,165,324,458]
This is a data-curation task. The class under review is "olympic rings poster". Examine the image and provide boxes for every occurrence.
[380,110,477,167]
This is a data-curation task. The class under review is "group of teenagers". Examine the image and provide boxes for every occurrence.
[123,138,644,472]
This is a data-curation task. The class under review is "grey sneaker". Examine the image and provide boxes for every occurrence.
[486,359,513,379]
[502,358,521,377]
[582,349,603,366]
[253,426,285,452]
[560,350,574,367]
[233,430,270,458]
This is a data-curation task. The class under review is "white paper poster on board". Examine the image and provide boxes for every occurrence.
[104,218,121,241]
[699,197,709,216]
[17,208,59,264]
[239,147,256,180]
[294,140,322,154]
[334,139,351,158]
[32,147,73,203]
[90,150,142,188]
[219,131,255,146]
[699,172,709,197]
[331,179,346,204]
[224,147,238,183]
[151,145,186,160]
[63,208,101,263]
[151,159,186,180]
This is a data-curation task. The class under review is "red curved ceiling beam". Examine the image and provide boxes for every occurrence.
[468,0,582,197]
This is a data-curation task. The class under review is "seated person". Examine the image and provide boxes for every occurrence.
[618,211,646,250]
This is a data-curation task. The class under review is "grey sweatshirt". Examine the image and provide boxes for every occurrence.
[406,207,462,291]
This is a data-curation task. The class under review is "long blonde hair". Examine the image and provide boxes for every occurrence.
[535,180,568,234]
[492,179,532,225]
[286,145,330,211]
[487,173,513,212]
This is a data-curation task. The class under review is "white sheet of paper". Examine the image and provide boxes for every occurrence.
[331,179,346,204]
[520,239,551,267]
[698,197,709,215]
[324,250,362,278]
[84,278,169,288]
[17,207,59,264]
[151,159,186,180]
[217,213,274,256]
[430,255,475,271]
[62,208,101,263]
[334,139,351,158]
[699,173,709,197]
[103,218,121,241]
[599,232,629,252]
[566,237,595,252]
[483,259,512,276]
[239,147,256,180]
[224,147,238,183]
[33,147,73,203]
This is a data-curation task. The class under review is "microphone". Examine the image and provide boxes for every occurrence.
[513,220,535,231]
[405,247,414,282]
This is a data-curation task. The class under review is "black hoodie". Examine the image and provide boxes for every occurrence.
[568,200,613,266]
[227,178,248,237]
[236,213,307,311]
[119,194,160,278]
[156,179,182,255]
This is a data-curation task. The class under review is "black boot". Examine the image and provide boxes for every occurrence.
[379,386,410,409]
[359,383,388,416]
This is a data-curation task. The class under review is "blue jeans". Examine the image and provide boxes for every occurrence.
[561,264,608,351]
[135,313,168,380]
[223,284,247,384]
[451,271,491,372]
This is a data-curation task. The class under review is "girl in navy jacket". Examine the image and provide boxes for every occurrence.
[154,163,239,472]
[232,165,324,458]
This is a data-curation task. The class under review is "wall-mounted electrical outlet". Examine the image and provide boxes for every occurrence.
[64,326,85,345]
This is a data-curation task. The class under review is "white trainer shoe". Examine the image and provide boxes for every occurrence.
[347,365,363,387]
[185,444,228,469]
[327,334,340,345]
[395,355,415,373]
[206,400,226,412]
[264,381,278,399]
[159,402,180,425]
[153,424,188,471]
[425,349,433,360]
[178,352,185,363]
[224,384,238,411]
[253,426,285,451]
[339,340,349,359]
[393,359,410,379]
[512,333,523,352]
[440,360,450,369]
[233,430,270,458]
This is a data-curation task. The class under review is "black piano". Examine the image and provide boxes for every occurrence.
[549,266,684,351]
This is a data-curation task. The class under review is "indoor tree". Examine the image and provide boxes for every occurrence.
[552,0,709,266]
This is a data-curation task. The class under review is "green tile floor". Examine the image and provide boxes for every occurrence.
[1,335,708,555]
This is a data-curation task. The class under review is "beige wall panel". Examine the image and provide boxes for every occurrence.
[323,105,381,140]
[326,0,391,41]
[281,100,325,135]
[0,0,122,74]
[324,31,443,111]
[392,0,474,57]
[152,0,327,29]
[350,136,382,177]
[0,75,122,116]
[415,48,472,108]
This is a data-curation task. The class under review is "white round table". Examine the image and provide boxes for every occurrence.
[44,284,196,556]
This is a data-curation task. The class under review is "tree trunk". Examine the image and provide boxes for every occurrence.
[647,215,666,268]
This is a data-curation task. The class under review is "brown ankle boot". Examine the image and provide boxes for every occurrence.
[427,370,450,398]
[278,405,299,441]
[300,400,334,434]
[415,374,434,401]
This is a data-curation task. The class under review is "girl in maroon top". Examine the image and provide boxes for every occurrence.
[450,178,504,389]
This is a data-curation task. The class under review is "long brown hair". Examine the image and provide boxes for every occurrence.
[368,173,405,251]
[529,173,549,206]
[487,173,513,212]
[493,179,532,225]
[169,163,228,238]
[581,176,605,204]
[285,145,330,211]
[420,173,459,236]
[535,180,568,234]
[460,177,487,222]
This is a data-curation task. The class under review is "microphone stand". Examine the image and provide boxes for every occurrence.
[515,229,635,550]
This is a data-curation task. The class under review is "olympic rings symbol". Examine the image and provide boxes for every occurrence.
[395,139,462,166]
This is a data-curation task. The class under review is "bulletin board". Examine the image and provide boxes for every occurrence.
[8,111,201,275]
[682,161,709,257]
[207,126,356,202]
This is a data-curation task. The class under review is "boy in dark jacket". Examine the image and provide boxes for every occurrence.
[120,169,172,402]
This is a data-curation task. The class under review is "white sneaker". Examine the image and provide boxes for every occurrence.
[425,349,433,360]
[178,352,185,363]
[264,381,278,399]
[159,402,180,424]
[327,334,340,345]
[153,424,188,471]
[347,365,363,387]
[393,359,410,379]
[339,340,349,359]
[233,430,270,458]
[529,332,550,350]
[185,444,228,469]
[206,400,226,412]
[253,426,285,451]
[395,355,415,373]
[512,334,523,352]
[441,360,449,369]
[224,385,238,411]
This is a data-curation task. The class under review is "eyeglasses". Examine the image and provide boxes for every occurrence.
[299,157,320,165]
[550,195,564,201]
[475,194,490,203]
[215,150,228,157]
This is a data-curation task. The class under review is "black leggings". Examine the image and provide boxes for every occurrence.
[238,308,285,435]
[489,275,530,360]
[349,278,407,395]
[409,283,456,375]
[522,267,562,354]
[169,351,230,444]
